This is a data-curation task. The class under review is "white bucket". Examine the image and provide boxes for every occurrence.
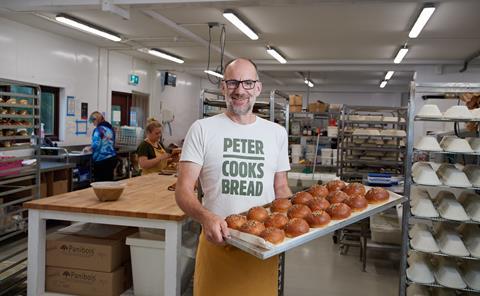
[126,233,165,296]
[291,144,302,155]
[321,156,332,166]
[321,148,332,157]
[292,155,301,163]
[327,126,338,138]
[306,145,316,154]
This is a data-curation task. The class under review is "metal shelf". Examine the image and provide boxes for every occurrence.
[410,247,480,261]
[349,134,407,139]
[0,145,36,152]
[0,114,37,120]
[413,148,480,156]
[414,116,480,123]
[343,159,403,166]
[406,280,479,293]
[343,120,407,125]
[0,136,30,141]
[411,182,480,191]
[344,146,406,152]
[0,125,33,129]
[410,214,480,225]
[0,91,38,99]
[0,103,36,109]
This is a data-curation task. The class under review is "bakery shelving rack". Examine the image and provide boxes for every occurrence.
[199,89,289,130]
[0,78,41,295]
[337,105,408,183]
[399,82,480,296]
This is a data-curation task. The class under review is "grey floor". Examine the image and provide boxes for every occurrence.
[284,234,399,296]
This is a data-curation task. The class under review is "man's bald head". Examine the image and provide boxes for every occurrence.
[223,58,259,80]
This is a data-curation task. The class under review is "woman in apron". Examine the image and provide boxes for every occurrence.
[137,118,173,175]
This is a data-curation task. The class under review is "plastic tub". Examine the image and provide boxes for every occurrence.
[443,105,473,119]
[416,104,442,118]
[414,136,442,152]
[440,136,473,153]
[290,144,302,155]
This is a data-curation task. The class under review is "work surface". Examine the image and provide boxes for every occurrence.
[24,174,186,221]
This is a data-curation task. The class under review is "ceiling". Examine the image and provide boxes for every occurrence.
[1,0,480,93]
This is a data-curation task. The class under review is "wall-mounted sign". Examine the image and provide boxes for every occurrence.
[66,96,75,116]
[81,102,88,120]
[129,74,139,86]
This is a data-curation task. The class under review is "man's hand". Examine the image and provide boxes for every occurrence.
[201,212,230,245]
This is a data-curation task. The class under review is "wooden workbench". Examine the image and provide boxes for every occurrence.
[24,174,187,296]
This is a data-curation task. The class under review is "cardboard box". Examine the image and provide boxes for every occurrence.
[289,94,303,106]
[46,224,135,272]
[46,266,126,296]
[290,105,303,113]
[308,101,329,113]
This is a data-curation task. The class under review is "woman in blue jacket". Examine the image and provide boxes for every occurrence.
[88,111,117,181]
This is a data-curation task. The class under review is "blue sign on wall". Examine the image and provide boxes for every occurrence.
[128,74,139,86]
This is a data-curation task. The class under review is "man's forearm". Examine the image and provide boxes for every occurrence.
[275,183,292,199]
[175,188,213,224]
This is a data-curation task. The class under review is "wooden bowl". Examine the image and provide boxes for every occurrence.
[91,182,125,202]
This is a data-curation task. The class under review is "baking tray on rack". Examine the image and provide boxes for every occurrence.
[225,187,406,260]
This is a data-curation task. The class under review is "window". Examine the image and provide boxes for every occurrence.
[40,86,59,140]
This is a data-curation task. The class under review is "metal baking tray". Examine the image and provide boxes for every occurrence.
[225,189,406,260]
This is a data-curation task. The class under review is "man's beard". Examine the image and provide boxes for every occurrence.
[226,94,255,116]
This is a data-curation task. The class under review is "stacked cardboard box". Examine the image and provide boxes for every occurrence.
[308,100,329,113]
[46,223,135,296]
[289,94,303,113]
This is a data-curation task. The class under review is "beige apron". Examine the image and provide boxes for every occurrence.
[194,231,278,296]
[141,140,168,175]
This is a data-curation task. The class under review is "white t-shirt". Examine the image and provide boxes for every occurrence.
[180,113,290,218]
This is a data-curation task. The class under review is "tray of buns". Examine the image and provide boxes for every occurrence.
[225,180,406,259]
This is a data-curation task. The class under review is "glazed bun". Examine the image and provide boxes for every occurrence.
[306,197,330,211]
[326,180,346,192]
[326,203,352,220]
[247,206,269,222]
[306,210,331,228]
[271,198,292,213]
[365,187,389,204]
[343,182,366,196]
[260,227,285,244]
[287,204,312,219]
[225,214,247,230]
[307,185,329,198]
[264,213,289,229]
[240,220,265,236]
[327,190,349,204]
[345,194,368,212]
[284,218,310,238]
[292,191,314,205]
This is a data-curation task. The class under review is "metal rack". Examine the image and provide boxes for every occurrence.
[0,78,41,294]
[199,89,289,130]
[399,82,480,296]
[337,105,408,182]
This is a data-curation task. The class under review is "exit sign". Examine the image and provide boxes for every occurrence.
[128,74,139,86]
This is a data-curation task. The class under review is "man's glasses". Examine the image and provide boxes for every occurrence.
[223,79,258,90]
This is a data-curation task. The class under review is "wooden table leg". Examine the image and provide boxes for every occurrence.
[27,209,46,296]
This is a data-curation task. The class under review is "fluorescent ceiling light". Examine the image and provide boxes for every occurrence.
[409,5,436,38]
[304,79,314,88]
[223,10,258,40]
[394,46,409,64]
[266,46,287,64]
[380,80,388,88]
[147,48,184,64]
[385,71,395,80]
[55,14,121,42]
[204,70,223,79]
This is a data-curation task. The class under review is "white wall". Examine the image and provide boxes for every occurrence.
[151,71,207,145]
[0,17,155,147]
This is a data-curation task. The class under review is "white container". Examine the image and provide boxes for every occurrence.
[406,253,435,284]
[437,195,469,221]
[127,233,165,296]
[306,145,316,154]
[417,104,443,118]
[468,137,480,153]
[436,229,470,257]
[321,148,332,157]
[443,105,473,119]
[463,261,480,290]
[471,107,480,120]
[327,126,338,138]
[290,144,302,155]
[440,136,473,153]
[414,136,443,152]
[463,165,480,187]
[464,232,480,258]
[320,156,332,166]
[411,195,439,218]
[291,155,300,164]
[434,258,467,289]
[411,228,439,253]
[412,163,442,186]
[305,152,316,162]
[437,164,472,188]
[406,284,429,296]
[409,223,429,239]
[461,193,480,222]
